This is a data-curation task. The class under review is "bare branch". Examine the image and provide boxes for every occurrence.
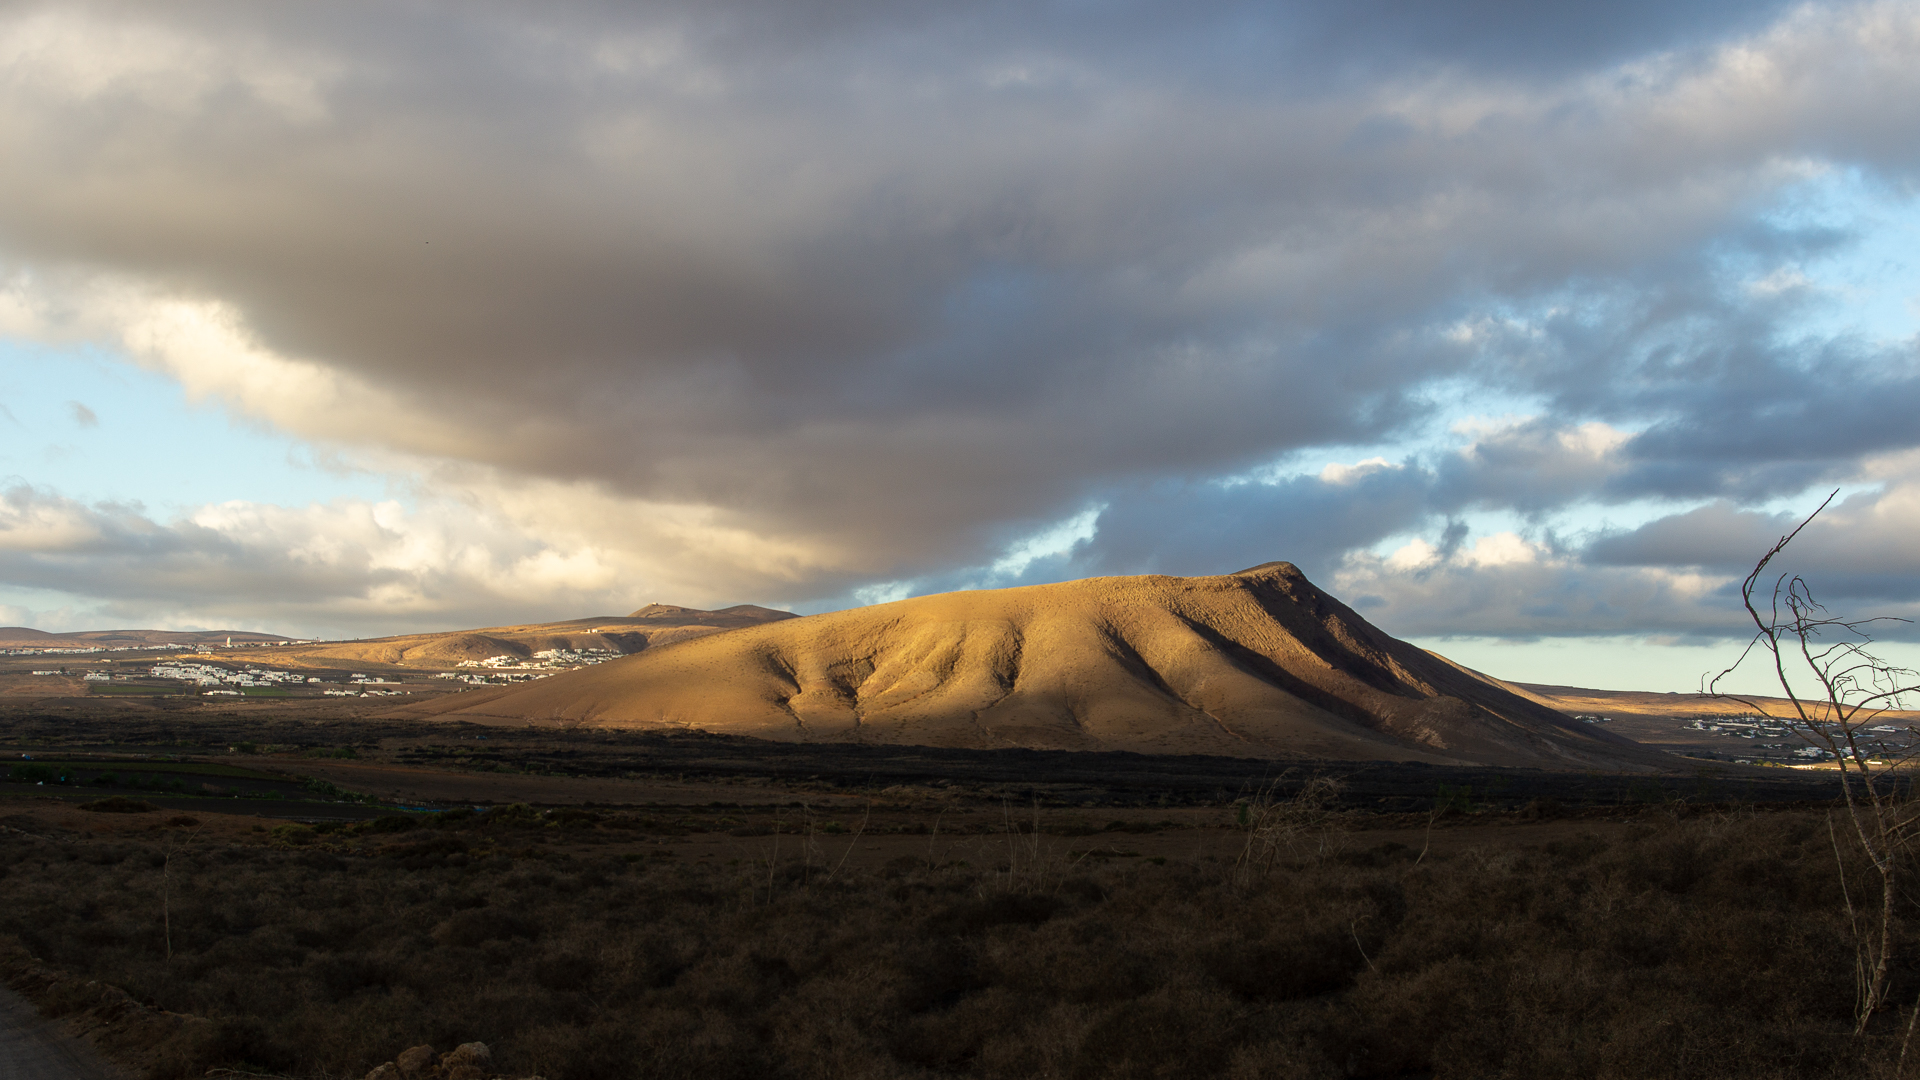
[1706,489,1920,1031]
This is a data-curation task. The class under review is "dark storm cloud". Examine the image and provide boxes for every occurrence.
[1071,465,1435,582]
[3,0,1920,626]
[1608,351,1920,503]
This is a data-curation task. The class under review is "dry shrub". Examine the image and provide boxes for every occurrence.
[79,796,157,814]
[431,909,537,948]
[1234,774,1347,882]
[0,809,1908,1080]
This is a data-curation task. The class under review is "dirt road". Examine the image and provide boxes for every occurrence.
[0,985,119,1080]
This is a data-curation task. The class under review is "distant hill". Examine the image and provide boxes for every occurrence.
[627,603,795,622]
[0,627,290,650]
[395,563,1673,770]
[223,604,798,669]
[1506,681,1920,724]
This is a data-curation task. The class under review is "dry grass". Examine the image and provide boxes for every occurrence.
[0,805,1909,1080]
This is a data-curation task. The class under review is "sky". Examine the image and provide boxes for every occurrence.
[4,0,1920,693]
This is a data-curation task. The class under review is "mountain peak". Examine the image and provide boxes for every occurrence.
[411,567,1667,770]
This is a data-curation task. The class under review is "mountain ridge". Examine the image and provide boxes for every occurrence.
[393,563,1672,770]
[215,605,799,668]
[0,627,290,649]
[0,605,799,667]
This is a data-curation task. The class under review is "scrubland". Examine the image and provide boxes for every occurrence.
[2,797,1912,1080]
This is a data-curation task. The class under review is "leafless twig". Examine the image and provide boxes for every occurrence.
[1708,490,1920,1032]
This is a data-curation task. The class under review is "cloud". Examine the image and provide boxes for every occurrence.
[64,400,96,427]
[1433,418,1635,514]
[1072,462,1436,582]
[1330,542,1747,640]
[0,2,1919,636]
[1589,480,1920,602]
[1059,413,1641,583]
[1321,475,1920,642]
[0,481,832,636]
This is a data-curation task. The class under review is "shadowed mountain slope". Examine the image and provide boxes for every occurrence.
[399,564,1670,769]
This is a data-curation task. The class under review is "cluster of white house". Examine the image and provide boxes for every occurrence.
[12,647,108,657]
[324,674,406,697]
[1687,715,1901,739]
[442,647,616,685]
[1691,715,1909,764]
[437,669,552,685]
[28,645,622,696]
[149,662,315,688]
[10,639,330,659]
[455,647,616,670]
[7,643,252,656]
[536,647,616,663]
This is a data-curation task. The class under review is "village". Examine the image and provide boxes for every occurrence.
[11,644,622,700]
[441,646,619,685]
[1682,714,1910,765]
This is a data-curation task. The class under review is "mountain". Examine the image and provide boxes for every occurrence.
[227,605,798,669]
[397,563,1671,769]
[1506,681,1920,724]
[0,627,290,650]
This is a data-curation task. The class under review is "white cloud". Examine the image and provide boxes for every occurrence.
[0,478,855,636]
[1336,470,1920,643]
[0,489,115,551]
[1334,542,1743,640]
[1383,537,1439,572]
[1746,266,1817,297]
[1318,457,1396,486]
[1461,532,1544,568]
[851,580,916,607]
[1453,417,1631,463]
